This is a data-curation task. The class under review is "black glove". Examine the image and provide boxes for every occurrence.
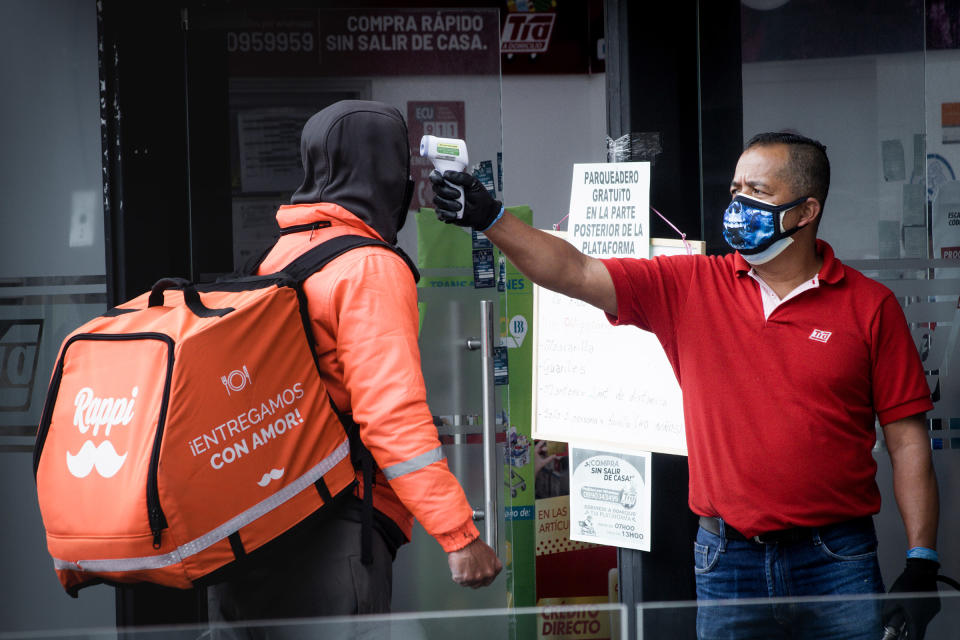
[428,170,503,230]
[882,558,941,639]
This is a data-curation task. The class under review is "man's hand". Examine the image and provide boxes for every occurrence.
[431,169,619,315]
[429,170,502,230]
[882,558,941,639]
[447,537,502,588]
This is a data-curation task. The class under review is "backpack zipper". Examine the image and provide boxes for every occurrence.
[148,334,175,548]
[34,332,175,549]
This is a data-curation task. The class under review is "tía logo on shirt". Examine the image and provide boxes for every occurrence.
[66,386,136,478]
[809,329,833,344]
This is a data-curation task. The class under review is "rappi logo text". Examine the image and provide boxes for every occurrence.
[66,386,137,479]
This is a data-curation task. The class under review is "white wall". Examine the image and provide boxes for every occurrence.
[385,73,607,253]
[373,75,504,184]
[742,56,886,260]
[383,73,610,231]
[501,74,608,230]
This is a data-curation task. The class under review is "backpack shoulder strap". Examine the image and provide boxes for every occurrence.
[281,234,420,283]
[237,244,276,278]
[238,222,333,278]
[280,233,417,565]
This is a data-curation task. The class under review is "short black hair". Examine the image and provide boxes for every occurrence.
[745,132,830,214]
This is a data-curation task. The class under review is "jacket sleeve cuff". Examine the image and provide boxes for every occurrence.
[434,518,481,553]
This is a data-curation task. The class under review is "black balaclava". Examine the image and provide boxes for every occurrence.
[291,100,413,245]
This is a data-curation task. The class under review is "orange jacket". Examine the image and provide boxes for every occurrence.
[257,202,479,553]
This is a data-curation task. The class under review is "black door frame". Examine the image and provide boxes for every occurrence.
[604,1,743,637]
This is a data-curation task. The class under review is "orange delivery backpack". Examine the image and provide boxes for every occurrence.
[33,234,416,596]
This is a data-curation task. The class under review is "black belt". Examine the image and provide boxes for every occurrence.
[698,516,871,545]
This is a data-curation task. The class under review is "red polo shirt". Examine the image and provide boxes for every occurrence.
[601,240,932,536]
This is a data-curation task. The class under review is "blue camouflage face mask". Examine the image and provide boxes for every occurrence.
[722,194,808,265]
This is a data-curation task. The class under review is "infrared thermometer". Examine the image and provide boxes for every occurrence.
[420,135,469,217]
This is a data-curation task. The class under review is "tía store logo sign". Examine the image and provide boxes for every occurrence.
[65,386,136,479]
[501,12,556,54]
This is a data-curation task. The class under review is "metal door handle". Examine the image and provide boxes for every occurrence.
[474,300,498,552]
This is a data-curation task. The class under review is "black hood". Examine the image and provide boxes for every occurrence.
[291,100,412,245]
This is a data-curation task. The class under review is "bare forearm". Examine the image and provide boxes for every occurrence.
[484,212,587,293]
[484,212,617,314]
[884,416,939,549]
[892,443,939,548]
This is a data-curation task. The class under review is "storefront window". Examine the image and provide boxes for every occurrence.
[0,0,114,631]
[0,1,106,454]
[732,0,960,588]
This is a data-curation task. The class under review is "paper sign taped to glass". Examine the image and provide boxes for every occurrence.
[569,446,652,551]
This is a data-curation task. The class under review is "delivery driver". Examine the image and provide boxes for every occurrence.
[430,132,940,640]
[207,100,501,628]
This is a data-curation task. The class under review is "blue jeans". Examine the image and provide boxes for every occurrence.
[694,518,884,640]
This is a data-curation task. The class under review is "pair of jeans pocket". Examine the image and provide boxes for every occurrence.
[694,534,722,574]
[816,525,878,562]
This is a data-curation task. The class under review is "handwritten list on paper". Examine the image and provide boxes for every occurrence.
[534,282,686,455]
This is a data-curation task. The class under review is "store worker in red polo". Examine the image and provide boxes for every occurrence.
[430,132,940,640]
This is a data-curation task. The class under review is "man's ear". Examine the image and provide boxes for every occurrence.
[797,197,821,228]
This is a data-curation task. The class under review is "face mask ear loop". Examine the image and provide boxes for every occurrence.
[775,196,811,234]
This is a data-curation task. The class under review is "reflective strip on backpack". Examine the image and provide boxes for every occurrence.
[381,445,444,481]
[52,439,350,574]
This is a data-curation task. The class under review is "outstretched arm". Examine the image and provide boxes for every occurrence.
[431,170,618,316]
